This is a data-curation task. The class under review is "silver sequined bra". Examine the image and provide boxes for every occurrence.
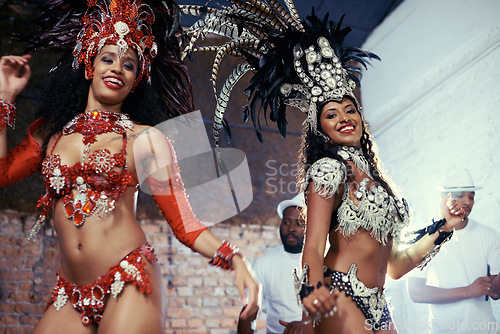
[299,146,411,245]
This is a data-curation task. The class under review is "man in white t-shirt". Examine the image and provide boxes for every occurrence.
[238,193,305,334]
[408,168,500,333]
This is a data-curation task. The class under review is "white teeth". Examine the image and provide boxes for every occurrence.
[339,126,354,133]
[104,77,124,86]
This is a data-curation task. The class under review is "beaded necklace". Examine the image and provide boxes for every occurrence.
[337,146,371,177]
[63,109,134,146]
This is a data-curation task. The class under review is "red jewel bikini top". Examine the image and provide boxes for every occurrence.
[32,110,138,237]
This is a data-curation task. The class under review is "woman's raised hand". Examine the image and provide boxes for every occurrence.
[0,55,31,101]
[440,193,465,231]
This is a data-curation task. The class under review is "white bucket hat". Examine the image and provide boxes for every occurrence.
[437,168,482,192]
[277,193,305,218]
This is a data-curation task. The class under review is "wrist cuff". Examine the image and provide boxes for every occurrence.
[0,99,16,130]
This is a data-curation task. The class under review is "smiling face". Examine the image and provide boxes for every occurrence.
[86,44,139,112]
[319,97,363,147]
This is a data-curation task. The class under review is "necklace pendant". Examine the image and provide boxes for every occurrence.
[49,168,65,194]
[64,201,85,226]
[65,198,97,227]
[53,287,68,311]
[64,179,97,226]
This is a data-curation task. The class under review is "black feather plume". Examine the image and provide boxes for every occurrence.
[183,0,379,143]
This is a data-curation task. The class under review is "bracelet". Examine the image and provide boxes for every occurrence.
[299,281,315,301]
[434,228,453,245]
[413,218,454,270]
[412,217,453,245]
[411,218,447,242]
[0,99,16,130]
[208,240,240,271]
[293,264,323,327]
[418,231,453,270]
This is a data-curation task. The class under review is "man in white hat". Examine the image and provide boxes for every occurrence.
[238,193,305,334]
[408,168,500,333]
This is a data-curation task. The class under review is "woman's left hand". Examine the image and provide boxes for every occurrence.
[440,193,465,231]
[232,255,259,320]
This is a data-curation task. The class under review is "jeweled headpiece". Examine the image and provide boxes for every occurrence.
[281,36,360,139]
[182,2,379,143]
[24,0,194,118]
[73,0,158,86]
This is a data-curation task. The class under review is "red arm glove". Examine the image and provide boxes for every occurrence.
[0,118,44,187]
[136,127,208,250]
[143,134,208,250]
[150,176,208,250]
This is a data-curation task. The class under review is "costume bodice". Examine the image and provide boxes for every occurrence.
[42,147,134,193]
[2,113,208,249]
[300,146,411,245]
[33,110,138,235]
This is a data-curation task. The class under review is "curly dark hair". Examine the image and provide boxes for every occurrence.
[297,99,399,201]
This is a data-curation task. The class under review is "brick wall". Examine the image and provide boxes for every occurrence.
[0,211,58,333]
[0,209,283,333]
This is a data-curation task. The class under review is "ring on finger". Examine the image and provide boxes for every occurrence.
[329,306,337,317]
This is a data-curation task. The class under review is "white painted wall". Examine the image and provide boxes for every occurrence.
[361,0,500,332]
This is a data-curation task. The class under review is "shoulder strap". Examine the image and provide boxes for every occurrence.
[300,157,346,199]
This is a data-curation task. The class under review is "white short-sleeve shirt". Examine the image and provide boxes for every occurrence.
[252,245,302,333]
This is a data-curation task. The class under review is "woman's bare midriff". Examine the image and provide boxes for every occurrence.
[308,230,395,333]
[52,189,147,285]
[325,228,393,291]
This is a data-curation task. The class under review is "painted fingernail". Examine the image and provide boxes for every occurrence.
[450,210,456,214]
[329,309,335,316]
[324,312,329,318]
[316,282,322,289]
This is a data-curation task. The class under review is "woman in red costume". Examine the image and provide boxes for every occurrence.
[0,0,258,333]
